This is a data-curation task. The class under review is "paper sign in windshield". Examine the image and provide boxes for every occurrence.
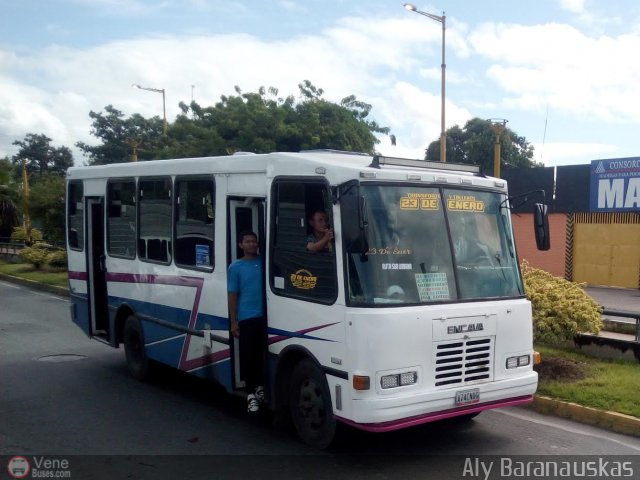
[415,272,450,301]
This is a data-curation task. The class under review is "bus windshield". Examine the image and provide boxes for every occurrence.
[344,185,523,306]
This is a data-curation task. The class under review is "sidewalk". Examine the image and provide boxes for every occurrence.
[585,286,640,314]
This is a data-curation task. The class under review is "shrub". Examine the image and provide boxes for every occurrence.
[18,242,51,269]
[11,226,43,245]
[521,261,603,345]
[47,249,68,269]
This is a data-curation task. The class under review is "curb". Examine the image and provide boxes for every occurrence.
[529,395,640,437]
[1,272,639,438]
[0,272,69,297]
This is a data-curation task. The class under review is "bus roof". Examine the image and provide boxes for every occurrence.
[66,150,505,191]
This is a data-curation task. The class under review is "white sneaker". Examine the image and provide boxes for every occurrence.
[247,393,260,413]
[254,386,265,404]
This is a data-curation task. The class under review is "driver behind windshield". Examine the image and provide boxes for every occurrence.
[451,215,493,264]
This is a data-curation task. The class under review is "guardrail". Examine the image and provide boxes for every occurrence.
[602,308,640,342]
[0,242,25,255]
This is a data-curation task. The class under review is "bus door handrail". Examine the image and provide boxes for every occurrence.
[137,313,230,345]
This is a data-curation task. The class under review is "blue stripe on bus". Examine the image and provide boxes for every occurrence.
[107,296,229,344]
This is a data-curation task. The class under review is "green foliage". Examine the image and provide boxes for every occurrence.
[11,226,43,244]
[28,174,65,244]
[0,157,17,185]
[426,118,540,171]
[12,133,73,176]
[46,248,68,269]
[18,242,52,269]
[76,105,164,164]
[79,81,389,165]
[521,261,603,345]
[0,158,20,239]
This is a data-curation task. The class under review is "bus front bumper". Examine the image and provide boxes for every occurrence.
[335,372,537,432]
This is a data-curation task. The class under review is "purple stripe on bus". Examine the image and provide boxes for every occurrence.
[68,270,88,280]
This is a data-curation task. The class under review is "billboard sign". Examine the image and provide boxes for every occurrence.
[589,157,640,212]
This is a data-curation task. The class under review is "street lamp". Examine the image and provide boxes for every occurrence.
[488,118,508,178]
[403,3,446,162]
[132,84,167,135]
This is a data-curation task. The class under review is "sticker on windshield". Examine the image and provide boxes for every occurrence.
[415,272,450,301]
[382,263,412,270]
[290,269,317,289]
[446,194,485,213]
[400,193,440,211]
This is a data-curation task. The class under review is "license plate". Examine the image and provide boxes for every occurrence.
[455,388,480,406]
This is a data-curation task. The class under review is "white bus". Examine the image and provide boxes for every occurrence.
[66,150,550,448]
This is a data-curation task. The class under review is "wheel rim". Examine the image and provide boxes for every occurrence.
[296,378,325,431]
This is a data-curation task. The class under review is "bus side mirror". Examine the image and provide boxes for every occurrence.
[341,192,369,254]
[533,203,550,251]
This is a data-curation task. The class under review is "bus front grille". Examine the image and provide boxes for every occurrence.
[433,337,494,388]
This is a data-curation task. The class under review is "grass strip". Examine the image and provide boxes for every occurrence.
[0,260,68,288]
[535,345,640,418]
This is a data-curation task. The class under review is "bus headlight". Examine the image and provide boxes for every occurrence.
[380,371,417,389]
[506,355,530,369]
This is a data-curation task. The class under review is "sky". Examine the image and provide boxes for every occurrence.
[2,0,640,167]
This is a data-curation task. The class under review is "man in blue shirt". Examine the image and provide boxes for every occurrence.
[227,231,265,413]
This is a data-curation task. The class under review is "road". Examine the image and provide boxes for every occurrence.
[1,280,639,479]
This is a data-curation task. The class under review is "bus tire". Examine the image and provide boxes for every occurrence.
[289,359,336,449]
[124,315,152,381]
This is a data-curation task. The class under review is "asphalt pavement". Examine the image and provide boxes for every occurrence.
[585,286,640,314]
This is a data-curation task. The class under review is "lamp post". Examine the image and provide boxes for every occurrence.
[488,118,508,178]
[132,84,167,135]
[404,3,446,162]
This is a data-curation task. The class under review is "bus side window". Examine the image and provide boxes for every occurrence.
[270,180,337,304]
[138,178,172,264]
[174,176,215,270]
[67,181,84,251]
[107,179,136,259]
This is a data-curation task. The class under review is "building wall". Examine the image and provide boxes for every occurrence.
[512,212,567,278]
[572,213,640,288]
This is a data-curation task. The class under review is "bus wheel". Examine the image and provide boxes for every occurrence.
[289,359,336,449]
[124,315,151,381]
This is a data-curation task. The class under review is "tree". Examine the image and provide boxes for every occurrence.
[80,82,389,163]
[28,174,65,244]
[11,133,73,176]
[425,118,539,171]
[0,158,19,240]
[76,105,164,165]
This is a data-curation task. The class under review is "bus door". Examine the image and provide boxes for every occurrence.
[86,197,110,342]
[227,197,266,389]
